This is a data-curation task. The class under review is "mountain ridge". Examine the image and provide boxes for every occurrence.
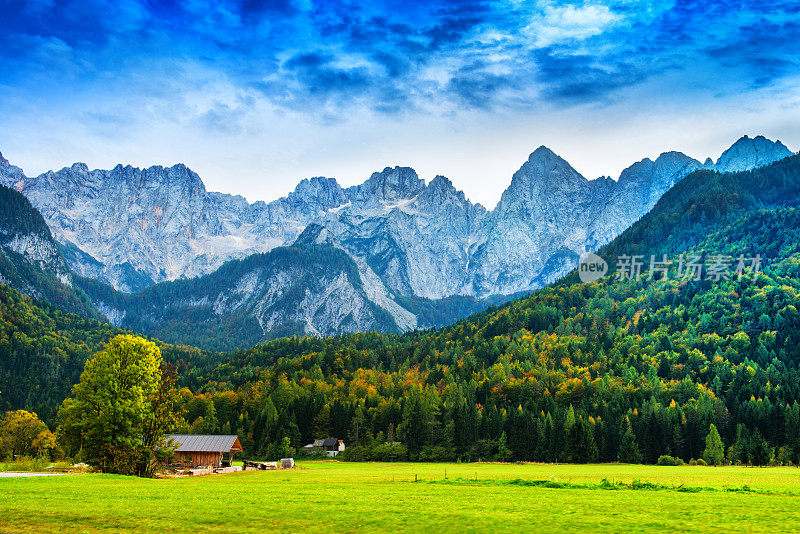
[0,135,794,342]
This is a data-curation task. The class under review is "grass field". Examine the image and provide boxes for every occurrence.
[3,462,800,533]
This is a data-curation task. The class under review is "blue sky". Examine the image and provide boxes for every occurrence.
[1,0,799,207]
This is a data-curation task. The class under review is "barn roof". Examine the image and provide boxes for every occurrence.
[322,438,339,447]
[167,434,243,453]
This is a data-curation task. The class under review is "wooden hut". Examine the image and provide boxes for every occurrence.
[167,434,243,468]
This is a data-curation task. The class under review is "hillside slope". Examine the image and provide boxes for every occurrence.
[79,245,411,351]
[0,184,99,318]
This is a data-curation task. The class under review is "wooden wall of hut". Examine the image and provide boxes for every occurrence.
[178,452,223,468]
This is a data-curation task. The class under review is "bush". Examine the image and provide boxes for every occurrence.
[688,459,697,466]
[657,455,685,466]
[341,443,408,462]
[695,458,708,466]
[418,446,457,462]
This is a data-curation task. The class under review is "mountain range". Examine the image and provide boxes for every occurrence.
[0,135,793,347]
[4,136,800,470]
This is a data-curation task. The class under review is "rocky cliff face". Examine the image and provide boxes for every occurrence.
[87,245,407,351]
[0,160,351,292]
[0,135,793,339]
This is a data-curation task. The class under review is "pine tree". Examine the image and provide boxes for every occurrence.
[617,419,643,463]
[749,429,771,466]
[703,423,725,465]
[566,417,598,463]
[496,431,512,462]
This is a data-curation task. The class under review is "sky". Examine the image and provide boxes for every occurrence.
[1,0,799,208]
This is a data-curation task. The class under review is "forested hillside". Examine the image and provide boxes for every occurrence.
[0,284,212,423]
[162,207,800,464]
[0,185,99,319]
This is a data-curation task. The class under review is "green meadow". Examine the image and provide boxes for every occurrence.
[3,462,800,533]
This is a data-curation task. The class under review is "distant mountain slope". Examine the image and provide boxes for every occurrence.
[596,153,800,265]
[78,245,410,351]
[78,241,490,351]
[0,183,98,318]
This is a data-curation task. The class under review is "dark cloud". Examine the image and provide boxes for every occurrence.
[283,51,371,101]
[446,61,514,108]
[533,49,650,103]
[706,20,800,88]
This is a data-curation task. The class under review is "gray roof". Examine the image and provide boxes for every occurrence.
[167,434,241,453]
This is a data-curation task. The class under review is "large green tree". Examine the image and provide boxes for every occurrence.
[57,335,180,476]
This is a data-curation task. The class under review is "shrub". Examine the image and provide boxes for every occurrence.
[341,443,408,462]
[695,458,708,466]
[657,455,685,466]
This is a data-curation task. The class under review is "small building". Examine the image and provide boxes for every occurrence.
[322,438,346,456]
[303,437,346,456]
[167,434,243,468]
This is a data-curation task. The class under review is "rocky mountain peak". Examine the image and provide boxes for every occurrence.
[70,162,89,174]
[347,166,425,204]
[528,145,560,162]
[715,135,792,172]
[502,145,587,201]
[425,175,459,198]
[289,176,346,208]
[416,174,474,211]
[0,153,30,190]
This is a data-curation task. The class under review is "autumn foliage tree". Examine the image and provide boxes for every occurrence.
[0,410,56,459]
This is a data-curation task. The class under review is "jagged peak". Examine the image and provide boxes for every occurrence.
[70,162,89,173]
[512,145,586,185]
[715,134,793,172]
[288,176,346,207]
[428,175,456,192]
[655,150,692,161]
[348,165,425,203]
[293,176,341,193]
[522,145,581,173]
[526,145,561,163]
[417,174,468,205]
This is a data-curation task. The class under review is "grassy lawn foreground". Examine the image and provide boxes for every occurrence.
[3,462,800,533]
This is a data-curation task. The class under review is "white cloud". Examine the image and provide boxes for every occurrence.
[523,2,624,47]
